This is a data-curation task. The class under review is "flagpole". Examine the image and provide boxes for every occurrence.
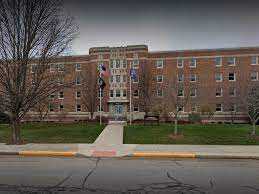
[129,62,132,125]
[99,67,102,125]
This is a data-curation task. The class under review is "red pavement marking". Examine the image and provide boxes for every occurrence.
[92,150,116,157]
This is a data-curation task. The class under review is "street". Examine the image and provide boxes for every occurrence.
[0,156,258,194]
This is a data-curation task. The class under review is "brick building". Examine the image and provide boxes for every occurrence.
[26,45,259,123]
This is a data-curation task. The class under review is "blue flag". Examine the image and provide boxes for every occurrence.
[130,68,137,81]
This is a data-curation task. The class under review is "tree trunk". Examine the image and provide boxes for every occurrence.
[174,117,178,135]
[251,122,256,136]
[11,120,21,144]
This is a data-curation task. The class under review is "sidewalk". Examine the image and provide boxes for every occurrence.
[1,124,259,159]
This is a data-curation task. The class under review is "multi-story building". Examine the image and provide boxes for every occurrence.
[26,45,259,123]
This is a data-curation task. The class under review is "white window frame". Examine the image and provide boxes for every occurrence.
[190,74,197,82]
[189,58,197,68]
[190,88,197,97]
[156,75,163,83]
[177,88,184,97]
[75,63,81,71]
[228,72,236,82]
[177,105,184,112]
[58,64,65,72]
[177,59,184,68]
[76,76,81,85]
[59,104,64,112]
[251,72,258,81]
[115,75,121,83]
[110,90,114,98]
[115,89,121,97]
[227,57,236,66]
[76,91,81,99]
[133,104,139,112]
[50,64,57,72]
[229,87,236,97]
[191,104,197,112]
[132,59,139,69]
[215,103,223,112]
[76,104,81,112]
[58,91,64,99]
[156,59,164,69]
[215,57,222,67]
[133,89,139,98]
[229,104,236,112]
[251,56,258,65]
[178,74,184,82]
[215,73,223,82]
[122,89,127,97]
[216,88,223,97]
[157,89,163,97]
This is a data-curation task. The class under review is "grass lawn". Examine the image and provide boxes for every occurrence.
[0,123,104,144]
[124,124,259,145]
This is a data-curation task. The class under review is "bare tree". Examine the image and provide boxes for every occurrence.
[0,0,77,144]
[35,98,50,121]
[139,61,152,115]
[246,86,259,136]
[81,67,98,120]
[166,76,192,135]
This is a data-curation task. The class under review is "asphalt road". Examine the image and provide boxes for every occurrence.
[0,156,258,194]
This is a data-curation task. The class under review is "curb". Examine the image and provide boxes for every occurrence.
[19,151,77,157]
[130,152,196,158]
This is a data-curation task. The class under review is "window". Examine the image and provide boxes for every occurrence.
[251,56,258,65]
[31,64,37,73]
[49,93,55,99]
[177,88,184,97]
[133,90,139,97]
[111,59,116,69]
[251,72,258,81]
[177,59,184,68]
[75,64,81,71]
[123,75,127,83]
[58,91,64,99]
[98,54,103,60]
[58,64,65,72]
[191,104,197,112]
[132,59,139,69]
[49,104,54,112]
[116,75,121,83]
[157,89,163,97]
[122,89,127,97]
[133,105,139,112]
[59,104,64,111]
[98,105,104,112]
[110,76,114,83]
[116,59,120,68]
[190,74,197,82]
[216,104,223,112]
[156,59,164,68]
[76,76,81,85]
[76,91,81,99]
[177,105,184,112]
[178,74,184,82]
[229,104,236,112]
[228,72,236,81]
[110,90,114,98]
[190,88,196,97]
[190,58,196,68]
[133,75,138,83]
[58,77,64,85]
[116,89,120,97]
[229,87,236,97]
[121,59,127,68]
[133,52,138,59]
[50,64,57,72]
[215,57,222,67]
[76,104,81,112]
[157,75,163,83]
[216,88,222,97]
[215,73,223,82]
[227,57,236,66]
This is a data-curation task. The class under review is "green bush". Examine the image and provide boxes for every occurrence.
[188,113,201,123]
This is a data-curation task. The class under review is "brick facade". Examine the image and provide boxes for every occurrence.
[25,45,259,123]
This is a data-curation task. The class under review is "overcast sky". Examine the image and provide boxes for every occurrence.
[64,0,259,55]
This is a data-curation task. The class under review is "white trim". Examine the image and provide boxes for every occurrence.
[251,72,259,81]
[177,58,184,68]
[228,72,236,82]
